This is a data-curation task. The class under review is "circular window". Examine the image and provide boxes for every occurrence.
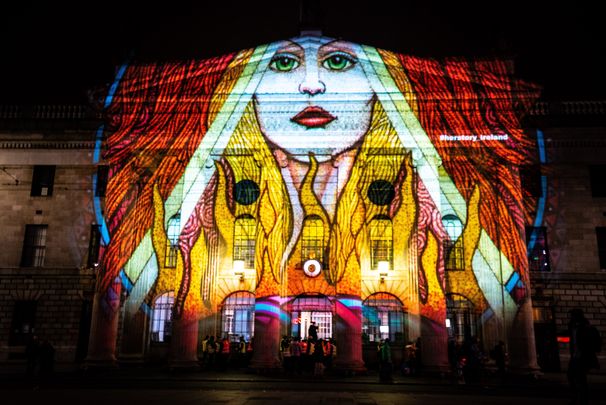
[234,180,260,205]
[367,180,395,206]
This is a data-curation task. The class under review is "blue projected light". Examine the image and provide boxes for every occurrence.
[119,269,134,294]
[93,63,129,246]
[339,298,362,309]
[528,129,548,254]
[505,272,521,293]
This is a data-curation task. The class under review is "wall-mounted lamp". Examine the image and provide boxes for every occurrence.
[233,260,245,282]
[378,261,389,283]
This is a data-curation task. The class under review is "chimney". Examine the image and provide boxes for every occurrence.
[299,0,323,36]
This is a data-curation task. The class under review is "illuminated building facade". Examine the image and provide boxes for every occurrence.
[1,35,604,373]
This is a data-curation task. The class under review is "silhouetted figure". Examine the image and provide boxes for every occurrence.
[308,321,318,342]
[25,334,39,378]
[463,336,483,384]
[567,308,602,405]
[39,339,55,379]
[379,338,393,383]
[491,341,507,377]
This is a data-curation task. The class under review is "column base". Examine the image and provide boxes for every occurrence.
[417,363,451,377]
[334,360,367,376]
[249,357,282,374]
[82,356,119,371]
[168,359,200,372]
[508,365,543,379]
[118,354,145,366]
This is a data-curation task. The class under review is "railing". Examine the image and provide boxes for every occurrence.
[529,100,606,116]
[0,104,102,120]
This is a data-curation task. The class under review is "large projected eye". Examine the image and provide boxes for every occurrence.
[269,54,300,72]
[322,52,356,71]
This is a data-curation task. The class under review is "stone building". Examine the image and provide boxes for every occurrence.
[0,35,604,374]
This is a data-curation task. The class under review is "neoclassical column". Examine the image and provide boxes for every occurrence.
[508,297,540,374]
[84,279,121,369]
[119,310,146,363]
[250,295,282,370]
[334,295,366,374]
[419,315,449,374]
[168,316,200,370]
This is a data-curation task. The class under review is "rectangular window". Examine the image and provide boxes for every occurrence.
[597,227,606,270]
[9,301,37,346]
[526,226,551,272]
[87,224,101,268]
[30,165,56,196]
[444,240,465,271]
[520,165,542,198]
[20,225,48,267]
[95,165,109,197]
[589,165,606,197]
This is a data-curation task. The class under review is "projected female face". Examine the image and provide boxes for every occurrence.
[254,37,374,162]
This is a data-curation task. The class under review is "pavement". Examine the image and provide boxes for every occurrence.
[1,361,605,399]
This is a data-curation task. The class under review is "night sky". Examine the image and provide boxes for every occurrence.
[0,1,604,104]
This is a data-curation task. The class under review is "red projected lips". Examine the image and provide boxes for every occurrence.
[291,106,336,128]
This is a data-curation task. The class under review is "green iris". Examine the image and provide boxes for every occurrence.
[322,53,355,71]
[269,54,300,72]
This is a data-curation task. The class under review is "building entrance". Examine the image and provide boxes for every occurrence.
[294,311,332,340]
[288,294,334,340]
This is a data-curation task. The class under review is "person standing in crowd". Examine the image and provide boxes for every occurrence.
[205,336,217,370]
[403,340,418,376]
[280,335,292,373]
[313,339,325,377]
[379,338,393,383]
[308,321,318,342]
[219,336,231,371]
[200,335,209,367]
[491,340,508,377]
[568,308,602,405]
[290,337,302,375]
[238,336,248,369]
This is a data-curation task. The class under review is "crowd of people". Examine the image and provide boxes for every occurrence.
[199,335,252,371]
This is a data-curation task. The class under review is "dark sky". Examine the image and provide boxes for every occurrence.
[1,1,604,104]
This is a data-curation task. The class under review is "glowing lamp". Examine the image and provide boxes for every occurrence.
[233,260,245,281]
[445,318,451,328]
[378,261,390,273]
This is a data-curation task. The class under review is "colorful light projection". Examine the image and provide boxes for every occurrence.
[96,35,540,353]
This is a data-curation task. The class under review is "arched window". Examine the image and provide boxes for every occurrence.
[301,215,324,263]
[446,294,479,343]
[442,215,464,271]
[362,293,406,343]
[369,215,393,271]
[234,215,256,269]
[288,294,333,340]
[221,292,255,342]
[151,292,174,343]
[165,213,180,268]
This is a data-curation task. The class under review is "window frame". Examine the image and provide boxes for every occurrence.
[233,214,256,269]
[165,213,181,268]
[369,215,393,271]
[30,165,56,197]
[150,292,174,343]
[301,215,325,264]
[526,226,551,272]
[20,224,48,267]
[221,291,255,342]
